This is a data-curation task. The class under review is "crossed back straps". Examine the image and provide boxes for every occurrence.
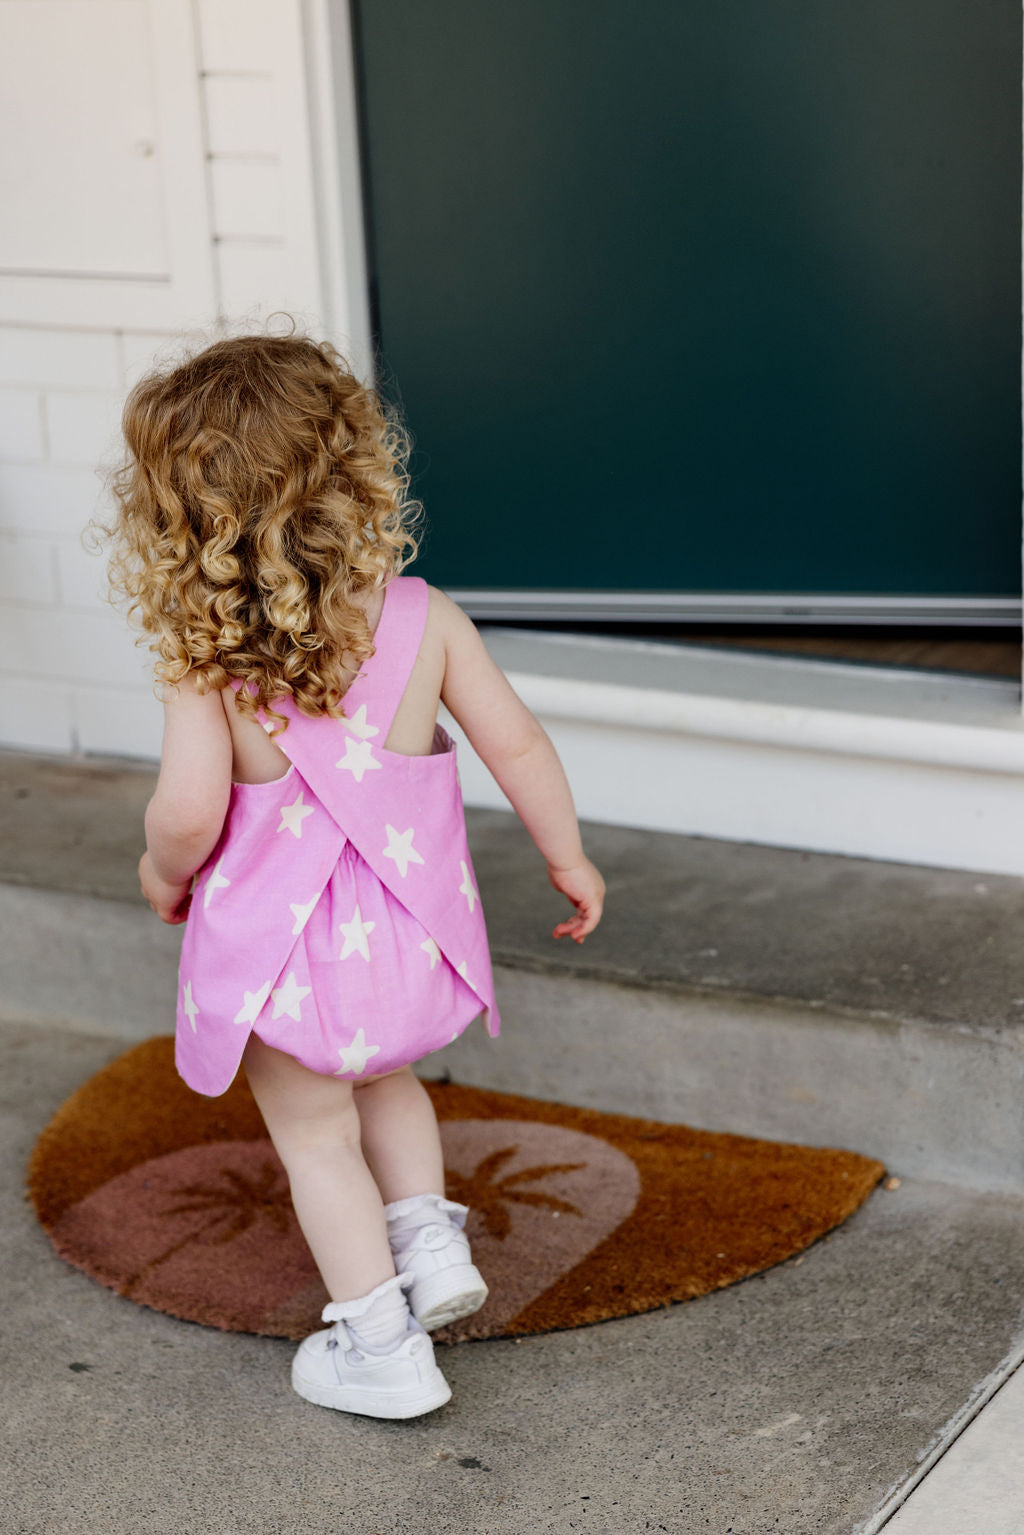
[229,574,430,760]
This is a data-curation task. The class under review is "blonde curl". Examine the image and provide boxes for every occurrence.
[94,332,421,731]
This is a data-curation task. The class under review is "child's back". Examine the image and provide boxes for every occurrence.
[221,580,448,783]
[175,572,500,1098]
[103,330,604,1421]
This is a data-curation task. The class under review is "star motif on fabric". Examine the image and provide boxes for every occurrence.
[343,704,379,740]
[338,903,375,962]
[458,860,478,914]
[334,1028,382,1077]
[420,936,440,970]
[456,960,473,990]
[277,791,315,838]
[234,981,272,1025]
[335,735,382,783]
[289,896,318,935]
[203,856,231,909]
[271,971,311,1021]
[183,980,199,1033]
[382,823,425,878]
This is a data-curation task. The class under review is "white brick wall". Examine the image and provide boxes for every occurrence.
[0,327,121,391]
[0,0,359,763]
[204,77,280,156]
[0,389,45,462]
[45,392,124,469]
[0,533,55,605]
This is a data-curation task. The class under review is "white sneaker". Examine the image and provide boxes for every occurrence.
[292,1304,451,1419]
[386,1195,489,1332]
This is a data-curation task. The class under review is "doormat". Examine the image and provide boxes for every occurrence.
[28,1036,885,1343]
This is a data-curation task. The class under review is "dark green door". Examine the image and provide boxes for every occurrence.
[351,0,1021,616]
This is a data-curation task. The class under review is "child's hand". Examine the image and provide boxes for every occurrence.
[139,851,193,925]
[548,855,605,944]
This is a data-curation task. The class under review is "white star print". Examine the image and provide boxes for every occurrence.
[289,895,318,935]
[335,735,382,782]
[271,971,311,1021]
[183,980,199,1033]
[334,1028,382,1076]
[203,856,231,909]
[277,791,315,838]
[456,960,473,990]
[458,860,478,914]
[382,823,425,877]
[343,704,379,739]
[420,936,440,970]
[338,903,375,961]
[234,981,272,1025]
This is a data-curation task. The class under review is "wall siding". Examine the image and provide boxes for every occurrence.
[0,0,339,762]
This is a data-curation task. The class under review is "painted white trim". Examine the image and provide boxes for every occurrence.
[443,629,1024,875]
[502,672,1024,776]
[449,591,1023,626]
[302,0,373,377]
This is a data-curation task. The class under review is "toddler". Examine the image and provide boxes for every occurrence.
[105,333,604,1419]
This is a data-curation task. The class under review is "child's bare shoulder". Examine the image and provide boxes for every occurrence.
[158,667,227,714]
[425,583,483,651]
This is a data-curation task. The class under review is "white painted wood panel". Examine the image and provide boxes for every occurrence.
[0,1,166,276]
[0,0,215,328]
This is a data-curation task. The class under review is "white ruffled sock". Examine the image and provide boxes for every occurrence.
[384,1193,468,1251]
[325,1275,411,1355]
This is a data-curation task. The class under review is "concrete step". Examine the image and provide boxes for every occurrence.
[8,1014,1024,1535]
[4,748,1024,1192]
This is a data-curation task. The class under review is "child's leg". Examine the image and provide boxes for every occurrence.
[356,1065,489,1331]
[242,1034,394,1303]
[354,1065,446,1202]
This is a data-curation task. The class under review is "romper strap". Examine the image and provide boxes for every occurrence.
[342,574,430,741]
[227,574,429,757]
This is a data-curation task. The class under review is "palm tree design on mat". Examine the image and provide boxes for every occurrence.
[123,1160,292,1297]
[446,1146,586,1241]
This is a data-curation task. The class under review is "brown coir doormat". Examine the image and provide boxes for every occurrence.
[28,1036,885,1343]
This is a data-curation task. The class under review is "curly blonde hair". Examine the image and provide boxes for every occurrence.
[100,332,420,728]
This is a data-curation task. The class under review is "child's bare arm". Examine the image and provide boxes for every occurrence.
[141,674,233,921]
[436,591,605,941]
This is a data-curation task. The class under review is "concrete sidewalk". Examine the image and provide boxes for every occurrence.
[7,745,1024,1531]
[8,1015,1024,1535]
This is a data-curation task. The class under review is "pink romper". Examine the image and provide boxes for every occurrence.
[175,576,500,1097]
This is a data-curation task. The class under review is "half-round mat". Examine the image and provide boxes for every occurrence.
[29,1036,884,1342]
